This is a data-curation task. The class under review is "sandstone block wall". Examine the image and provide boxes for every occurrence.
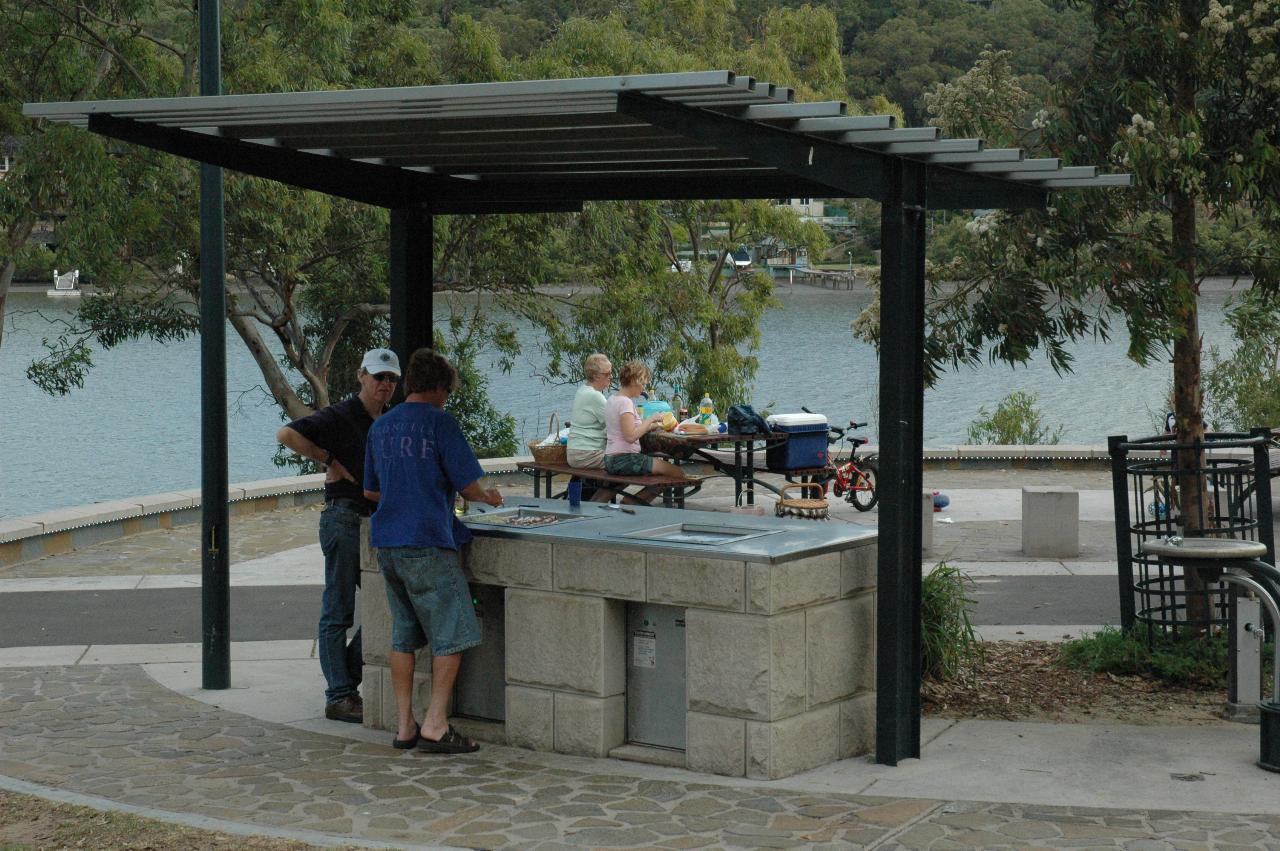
[360,525,877,780]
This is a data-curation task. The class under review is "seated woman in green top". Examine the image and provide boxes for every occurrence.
[566,353,612,468]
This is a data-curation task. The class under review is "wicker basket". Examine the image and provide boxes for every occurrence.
[527,412,567,465]
[775,482,829,519]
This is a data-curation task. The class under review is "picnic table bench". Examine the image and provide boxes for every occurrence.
[640,431,833,507]
[516,461,705,507]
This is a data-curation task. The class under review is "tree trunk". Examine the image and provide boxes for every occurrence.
[0,258,14,349]
[227,312,313,421]
[1171,191,1212,627]
[1172,0,1213,630]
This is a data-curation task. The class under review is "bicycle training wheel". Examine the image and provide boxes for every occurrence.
[848,463,878,511]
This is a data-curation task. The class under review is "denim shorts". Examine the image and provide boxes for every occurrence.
[604,453,654,475]
[377,547,480,656]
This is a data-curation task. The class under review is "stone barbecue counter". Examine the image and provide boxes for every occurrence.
[359,499,878,780]
[460,497,877,563]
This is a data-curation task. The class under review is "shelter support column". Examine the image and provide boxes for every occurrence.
[199,0,229,690]
[389,205,434,367]
[875,159,927,765]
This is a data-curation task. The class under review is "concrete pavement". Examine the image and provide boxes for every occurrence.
[3,469,1280,848]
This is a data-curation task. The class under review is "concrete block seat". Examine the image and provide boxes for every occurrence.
[516,461,704,507]
[1022,485,1079,557]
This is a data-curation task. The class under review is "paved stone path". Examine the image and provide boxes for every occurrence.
[3,664,1280,850]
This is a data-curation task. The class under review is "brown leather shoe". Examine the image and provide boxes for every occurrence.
[324,694,363,724]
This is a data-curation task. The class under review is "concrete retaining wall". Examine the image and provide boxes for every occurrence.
[0,458,528,570]
[1,445,1128,570]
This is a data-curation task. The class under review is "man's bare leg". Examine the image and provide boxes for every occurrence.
[420,652,461,741]
[389,649,417,742]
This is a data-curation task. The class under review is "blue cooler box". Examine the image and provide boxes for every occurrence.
[765,413,829,471]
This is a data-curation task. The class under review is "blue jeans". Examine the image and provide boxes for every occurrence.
[318,499,364,703]
[377,547,481,656]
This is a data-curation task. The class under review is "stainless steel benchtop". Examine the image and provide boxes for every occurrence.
[461,498,875,564]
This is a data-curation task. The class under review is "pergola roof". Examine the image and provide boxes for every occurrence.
[24,70,1128,214]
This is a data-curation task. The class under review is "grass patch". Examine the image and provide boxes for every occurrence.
[921,561,982,681]
[0,789,359,851]
[1059,625,1275,689]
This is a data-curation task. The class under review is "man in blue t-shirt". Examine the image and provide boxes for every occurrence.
[364,348,502,754]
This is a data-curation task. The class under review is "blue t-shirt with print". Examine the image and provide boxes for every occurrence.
[364,401,484,550]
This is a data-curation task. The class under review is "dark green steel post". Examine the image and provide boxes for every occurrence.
[875,159,927,765]
[1250,427,1275,562]
[389,205,434,382]
[199,0,229,690]
[1108,434,1135,631]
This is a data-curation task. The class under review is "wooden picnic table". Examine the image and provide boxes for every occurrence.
[515,461,704,507]
[640,430,830,507]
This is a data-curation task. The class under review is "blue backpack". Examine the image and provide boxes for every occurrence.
[727,404,772,435]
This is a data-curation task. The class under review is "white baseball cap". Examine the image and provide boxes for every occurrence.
[360,348,401,376]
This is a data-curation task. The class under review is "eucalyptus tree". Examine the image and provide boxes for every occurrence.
[0,0,183,350]
[516,6,834,404]
[540,199,827,406]
[861,2,1280,623]
[12,3,559,450]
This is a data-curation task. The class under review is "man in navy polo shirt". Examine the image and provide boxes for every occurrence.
[277,347,400,723]
[364,348,502,753]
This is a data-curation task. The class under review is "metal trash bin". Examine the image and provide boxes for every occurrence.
[1109,429,1275,638]
[626,603,686,750]
[1261,702,1280,772]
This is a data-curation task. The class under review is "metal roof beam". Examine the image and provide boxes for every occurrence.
[430,199,584,214]
[792,116,897,134]
[966,157,1058,173]
[728,101,847,121]
[222,120,670,147]
[85,113,468,208]
[467,173,838,202]
[839,127,938,144]
[888,139,982,156]
[25,71,744,120]
[616,91,890,201]
[345,138,700,159]
[928,148,1023,164]
[1035,174,1133,188]
[926,166,1047,210]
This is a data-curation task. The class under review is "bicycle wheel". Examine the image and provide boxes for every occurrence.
[848,463,878,511]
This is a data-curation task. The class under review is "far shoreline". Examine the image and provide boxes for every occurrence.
[11,274,1252,299]
[442,274,1254,300]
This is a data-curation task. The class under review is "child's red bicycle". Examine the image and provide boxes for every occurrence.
[826,420,878,511]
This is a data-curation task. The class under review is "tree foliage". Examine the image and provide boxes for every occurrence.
[541,199,826,405]
[1204,289,1280,432]
[4,0,1117,461]
[966,390,1064,445]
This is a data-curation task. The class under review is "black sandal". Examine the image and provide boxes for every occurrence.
[416,724,479,754]
[392,723,420,750]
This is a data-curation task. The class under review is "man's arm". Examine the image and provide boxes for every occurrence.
[363,489,380,503]
[459,479,503,507]
[276,426,355,483]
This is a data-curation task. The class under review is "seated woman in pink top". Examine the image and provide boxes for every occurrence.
[602,360,686,501]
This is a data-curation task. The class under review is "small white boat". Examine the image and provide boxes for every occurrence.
[47,268,81,298]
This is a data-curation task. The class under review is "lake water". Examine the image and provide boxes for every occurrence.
[0,286,1242,520]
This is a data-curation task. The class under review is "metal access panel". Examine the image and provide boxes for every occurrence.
[453,583,505,721]
[626,602,686,750]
